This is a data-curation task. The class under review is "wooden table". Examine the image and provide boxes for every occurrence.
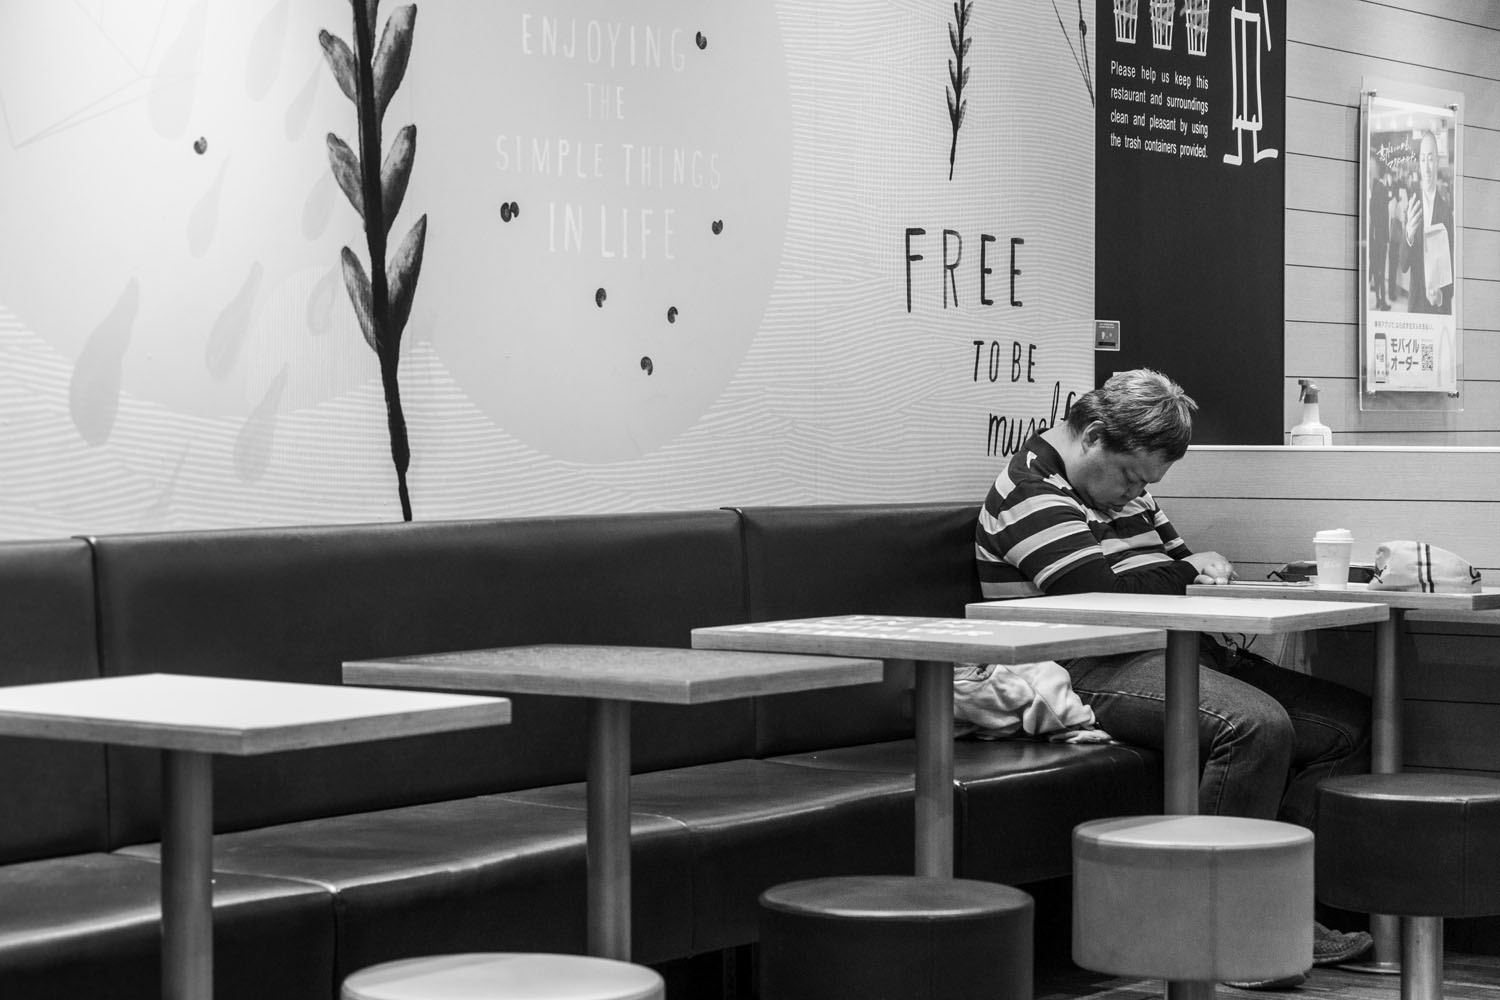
[344,644,884,961]
[966,594,1389,816]
[690,614,1166,879]
[1188,581,1500,973]
[0,673,512,1000]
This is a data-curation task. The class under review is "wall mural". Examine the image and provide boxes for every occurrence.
[0,1,1095,539]
[321,0,427,519]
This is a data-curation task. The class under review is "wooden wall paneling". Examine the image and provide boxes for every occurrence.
[1287,210,1355,269]
[1285,320,1353,375]
[1157,446,1500,500]
[1404,701,1500,771]
[1290,0,1500,81]
[1286,97,1360,161]
[1287,262,1500,334]
[1369,0,1500,30]
[1286,153,1352,214]
[1286,370,1500,433]
[1286,261,1353,323]
[1469,177,1500,230]
[1342,430,1500,445]
[1469,128,1500,178]
[1285,106,1499,183]
[1397,629,1500,702]
[1287,45,1500,122]
[1470,230,1500,286]
[1163,497,1500,573]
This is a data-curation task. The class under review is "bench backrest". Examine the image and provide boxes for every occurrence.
[87,512,750,846]
[733,502,983,756]
[0,540,108,864]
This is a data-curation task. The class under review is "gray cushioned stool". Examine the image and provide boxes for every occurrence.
[1074,815,1313,1000]
[758,875,1033,1000]
[340,953,664,1000]
[1317,773,1500,1000]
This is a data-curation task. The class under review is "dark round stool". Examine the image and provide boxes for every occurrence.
[1317,774,1500,1000]
[758,875,1033,1000]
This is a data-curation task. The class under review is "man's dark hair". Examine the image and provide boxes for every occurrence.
[1065,368,1198,460]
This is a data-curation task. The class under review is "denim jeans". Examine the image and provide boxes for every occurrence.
[1064,642,1372,828]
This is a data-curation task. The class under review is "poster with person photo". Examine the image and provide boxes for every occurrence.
[1360,81,1463,401]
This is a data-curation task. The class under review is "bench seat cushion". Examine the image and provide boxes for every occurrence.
[771,738,1165,883]
[512,758,918,954]
[0,853,332,1000]
[118,794,694,973]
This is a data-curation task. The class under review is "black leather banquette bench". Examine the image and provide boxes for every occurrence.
[0,502,1163,999]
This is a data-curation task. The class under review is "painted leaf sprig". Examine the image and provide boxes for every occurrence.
[373,6,415,119]
[947,0,973,181]
[319,1,423,521]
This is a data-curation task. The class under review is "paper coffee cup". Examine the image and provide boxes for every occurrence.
[1313,529,1353,589]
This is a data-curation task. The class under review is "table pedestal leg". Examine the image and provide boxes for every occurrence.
[162,750,213,1000]
[1164,630,1200,816]
[1163,631,1205,1000]
[1165,980,1215,1000]
[1401,916,1442,1000]
[912,660,954,877]
[1349,612,1403,974]
[588,699,632,961]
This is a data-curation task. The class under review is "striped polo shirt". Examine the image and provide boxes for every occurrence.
[975,435,1193,598]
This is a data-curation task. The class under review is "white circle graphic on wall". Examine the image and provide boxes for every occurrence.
[415,3,793,462]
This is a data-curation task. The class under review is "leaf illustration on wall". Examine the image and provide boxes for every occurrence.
[234,365,289,483]
[149,1,206,138]
[319,0,425,520]
[946,0,973,180]
[205,261,264,380]
[187,153,231,258]
[246,0,290,101]
[69,279,138,446]
[307,266,338,337]
[285,61,324,140]
[302,170,336,240]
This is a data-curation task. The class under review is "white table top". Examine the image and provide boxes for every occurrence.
[692,614,1165,662]
[345,645,885,704]
[0,673,512,755]
[1188,581,1500,613]
[967,592,1389,633]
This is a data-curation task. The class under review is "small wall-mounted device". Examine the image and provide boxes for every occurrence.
[1094,320,1121,351]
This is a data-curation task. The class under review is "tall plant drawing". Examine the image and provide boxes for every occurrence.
[319,0,426,520]
[946,0,973,180]
[1053,0,1095,106]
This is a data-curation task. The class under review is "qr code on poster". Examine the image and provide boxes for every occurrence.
[1420,341,1434,371]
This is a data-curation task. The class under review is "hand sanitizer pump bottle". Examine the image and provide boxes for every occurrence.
[1290,379,1333,446]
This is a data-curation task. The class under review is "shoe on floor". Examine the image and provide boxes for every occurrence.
[1313,921,1373,965]
[1224,971,1307,990]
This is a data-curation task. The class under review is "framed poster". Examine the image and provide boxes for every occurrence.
[1359,79,1463,408]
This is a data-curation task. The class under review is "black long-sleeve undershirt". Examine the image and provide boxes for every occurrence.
[1043,557,1198,596]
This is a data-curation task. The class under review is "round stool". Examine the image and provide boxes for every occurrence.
[758,875,1033,1000]
[1073,815,1313,998]
[1317,774,1500,1000]
[340,953,664,1000]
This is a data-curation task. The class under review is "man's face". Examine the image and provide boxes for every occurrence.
[1072,427,1175,514]
[1418,134,1438,196]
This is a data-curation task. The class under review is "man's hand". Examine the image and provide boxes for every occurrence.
[1405,195,1422,246]
[1185,551,1236,586]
